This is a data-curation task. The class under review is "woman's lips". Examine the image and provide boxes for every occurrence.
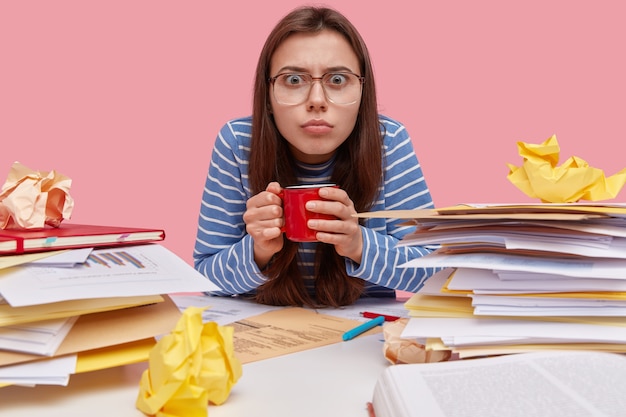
[301,119,332,134]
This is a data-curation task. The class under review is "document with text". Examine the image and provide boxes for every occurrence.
[371,350,626,417]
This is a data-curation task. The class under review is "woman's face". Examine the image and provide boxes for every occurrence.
[269,29,361,165]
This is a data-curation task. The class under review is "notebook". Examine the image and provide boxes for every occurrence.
[0,223,165,255]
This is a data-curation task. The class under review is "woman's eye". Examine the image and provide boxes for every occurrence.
[284,74,304,85]
[327,74,347,85]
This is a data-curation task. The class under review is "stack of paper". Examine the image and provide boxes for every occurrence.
[359,203,626,358]
[0,241,220,387]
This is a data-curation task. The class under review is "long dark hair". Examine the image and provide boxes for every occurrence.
[249,6,383,307]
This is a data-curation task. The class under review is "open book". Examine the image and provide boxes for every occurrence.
[370,350,626,417]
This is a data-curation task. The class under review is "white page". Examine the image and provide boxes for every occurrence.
[169,294,283,325]
[0,244,220,307]
[441,335,605,347]
[473,306,626,317]
[401,231,612,252]
[415,268,455,296]
[401,317,626,343]
[372,350,626,417]
[470,294,626,316]
[0,316,78,355]
[0,354,76,387]
[443,335,531,346]
[470,294,626,307]
[401,252,626,279]
[448,267,626,292]
[170,293,410,325]
[27,247,92,267]
[505,235,626,258]
[494,271,588,280]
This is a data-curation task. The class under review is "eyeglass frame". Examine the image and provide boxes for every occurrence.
[268,71,365,105]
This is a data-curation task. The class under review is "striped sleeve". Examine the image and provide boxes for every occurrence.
[193,117,268,294]
[346,115,438,293]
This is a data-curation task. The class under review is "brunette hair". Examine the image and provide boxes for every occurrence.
[249,6,383,307]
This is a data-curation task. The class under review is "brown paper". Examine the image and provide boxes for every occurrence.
[382,318,451,364]
[0,161,73,229]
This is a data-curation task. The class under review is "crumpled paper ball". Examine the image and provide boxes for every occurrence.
[382,318,451,364]
[507,135,626,203]
[0,161,73,229]
[136,307,242,417]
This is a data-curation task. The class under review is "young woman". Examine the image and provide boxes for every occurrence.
[193,6,436,307]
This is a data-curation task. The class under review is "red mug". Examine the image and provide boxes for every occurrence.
[278,184,338,242]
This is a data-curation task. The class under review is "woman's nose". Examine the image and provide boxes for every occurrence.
[306,81,328,109]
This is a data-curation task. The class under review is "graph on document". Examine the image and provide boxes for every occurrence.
[24,247,163,283]
[86,251,146,269]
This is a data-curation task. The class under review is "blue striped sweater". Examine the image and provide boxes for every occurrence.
[193,114,437,298]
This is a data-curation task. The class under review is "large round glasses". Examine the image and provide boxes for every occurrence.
[269,72,364,105]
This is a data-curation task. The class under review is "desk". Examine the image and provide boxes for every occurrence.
[0,333,388,417]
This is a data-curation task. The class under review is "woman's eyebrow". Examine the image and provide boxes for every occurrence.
[273,65,308,74]
[325,65,357,73]
[273,65,358,75]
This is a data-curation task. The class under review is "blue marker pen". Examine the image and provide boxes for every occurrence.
[342,315,385,341]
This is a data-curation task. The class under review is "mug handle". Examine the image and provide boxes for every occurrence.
[277,190,286,234]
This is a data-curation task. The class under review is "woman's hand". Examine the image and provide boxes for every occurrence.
[243,182,284,269]
[306,186,363,264]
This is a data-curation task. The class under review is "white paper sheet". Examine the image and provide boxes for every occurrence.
[401,252,626,279]
[0,316,78,355]
[402,317,626,343]
[448,267,626,292]
[0,244,220,307]
[27,247,92,267]
[0,354,76,386]
[169,293,410,325]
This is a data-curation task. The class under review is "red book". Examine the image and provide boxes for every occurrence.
[0,223,165,255]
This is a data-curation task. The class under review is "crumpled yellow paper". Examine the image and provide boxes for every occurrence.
[136,307,242,417]
[382,319,451,364]
[0,161,74,229]
[507,135,626,203]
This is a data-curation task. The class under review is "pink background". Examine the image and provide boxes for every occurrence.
[2,1,625,264]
